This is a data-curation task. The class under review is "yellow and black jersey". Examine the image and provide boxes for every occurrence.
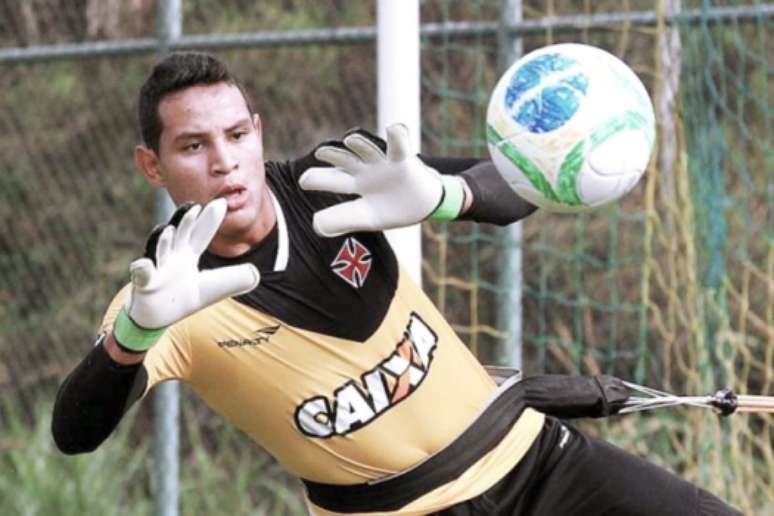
[74,148,543,514]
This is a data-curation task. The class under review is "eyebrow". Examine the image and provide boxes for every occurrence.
[172,118,253,143]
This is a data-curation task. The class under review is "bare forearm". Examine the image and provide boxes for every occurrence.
[460,180,474,215]
[103,331,147,365]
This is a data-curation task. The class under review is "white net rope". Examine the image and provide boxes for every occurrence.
[620,381,774,415]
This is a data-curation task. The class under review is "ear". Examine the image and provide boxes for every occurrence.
[252,113,262,135]
[135,145,165,188]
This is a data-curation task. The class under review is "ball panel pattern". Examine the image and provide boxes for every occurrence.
[504,53,588,134]
[486,43,655,213]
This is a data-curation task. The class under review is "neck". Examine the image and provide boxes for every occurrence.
[207,187,276,257]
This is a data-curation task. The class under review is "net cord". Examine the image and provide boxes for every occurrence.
[619,382,774,415]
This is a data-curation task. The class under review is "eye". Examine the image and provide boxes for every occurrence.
[183,142,202,152]
[232,130,248,140]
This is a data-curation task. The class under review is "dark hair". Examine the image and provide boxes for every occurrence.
[138,52,254,152]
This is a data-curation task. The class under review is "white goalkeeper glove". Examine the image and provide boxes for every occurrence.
[113,198,260,352]
[298,123,467,237]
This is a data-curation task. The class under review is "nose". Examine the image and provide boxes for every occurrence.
[210,139,238,175]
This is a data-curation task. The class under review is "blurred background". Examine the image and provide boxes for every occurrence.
[0,0,771,514]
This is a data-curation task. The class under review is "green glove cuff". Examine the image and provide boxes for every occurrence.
[113,308,167,352]
[429,176,466,221]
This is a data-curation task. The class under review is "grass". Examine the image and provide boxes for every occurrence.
[0,401,153,516]
[0,398,306,516]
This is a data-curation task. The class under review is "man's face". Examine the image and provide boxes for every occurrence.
[143,82,268,241]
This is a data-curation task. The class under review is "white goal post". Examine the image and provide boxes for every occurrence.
[377,0,423,285]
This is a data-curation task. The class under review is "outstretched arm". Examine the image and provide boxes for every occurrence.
[52,333,148,454]
[421,156,538,226]
[52,199,259,454]
[298,124,537,237]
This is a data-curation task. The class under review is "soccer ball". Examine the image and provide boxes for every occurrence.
[486,43,656,213]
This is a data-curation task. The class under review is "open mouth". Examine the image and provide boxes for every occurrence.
[219,185,247,210]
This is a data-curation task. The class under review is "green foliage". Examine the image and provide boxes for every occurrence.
[0,398,307,515]
[0,402,153,516]
[1,1,771,514]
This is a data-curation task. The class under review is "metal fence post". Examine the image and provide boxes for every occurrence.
[495,0,524,371]
[153,2,181,516]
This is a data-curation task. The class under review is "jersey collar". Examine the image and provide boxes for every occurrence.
[269,188,289,272]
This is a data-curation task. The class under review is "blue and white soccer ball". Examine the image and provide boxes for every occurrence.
[486,43,656,213]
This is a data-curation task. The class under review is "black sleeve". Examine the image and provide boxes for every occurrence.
[519,374,629,419]
[419,155,482,175]
[295,127,538,226]
[421,155,538,226]
[51,334,148,454]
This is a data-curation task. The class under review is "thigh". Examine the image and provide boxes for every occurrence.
[437,418,741,516]
[522,422,740,516]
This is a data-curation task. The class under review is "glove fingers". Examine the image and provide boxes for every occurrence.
[386,123,412,162]
[314,146,361,170]
[197,264,260,305]
[312,200,375,237]
[168,202,197,226]
[299,167,358,195]
[343,133,385,164]
[189,198,227,255]
[129,258,156,288]
[174,203,202,251]
[155,225,174,268]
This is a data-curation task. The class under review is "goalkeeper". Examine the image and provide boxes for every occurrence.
[52,52,740,515]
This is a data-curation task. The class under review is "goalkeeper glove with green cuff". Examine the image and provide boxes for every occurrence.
[298,123,466,237]
[113,199,260,352]
[429,175,466,221]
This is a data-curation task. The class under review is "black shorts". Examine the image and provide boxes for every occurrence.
[438,417,742,516]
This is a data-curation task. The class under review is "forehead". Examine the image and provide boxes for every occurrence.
[158,82,250,135]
